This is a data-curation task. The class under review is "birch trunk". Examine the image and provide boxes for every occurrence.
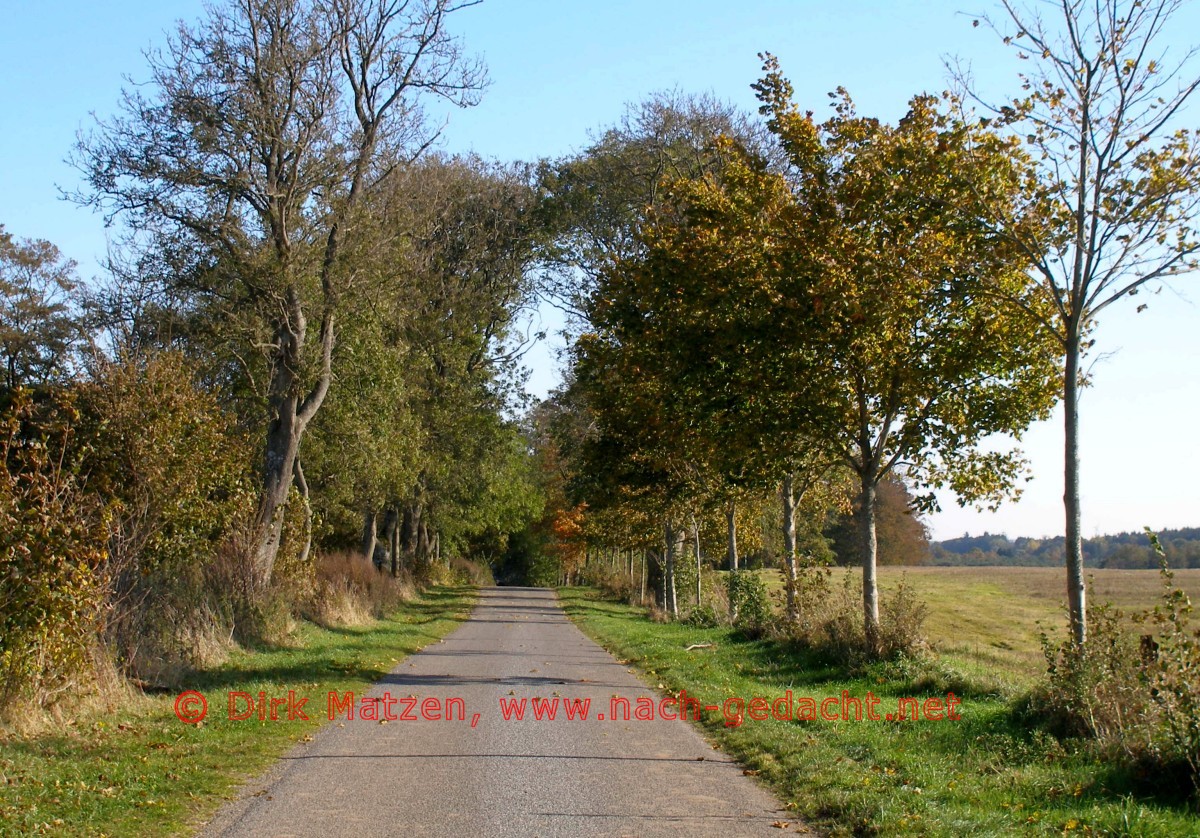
[1064,328,1087,646]
[664,520,679,618]
[781,472,799,623]
[859,473,881,655]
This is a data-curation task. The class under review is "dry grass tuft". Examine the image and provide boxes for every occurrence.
[306,552,415,627]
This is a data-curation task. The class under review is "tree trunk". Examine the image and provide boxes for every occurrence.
[781,471,799,623]
[362,510,378,565]
[664,520,678,618]
[859,472,881,655]
[293,455,312,566]
[403,501,423,560]
[640,549,647,603]
[1064,330,1087,647]
[726,501,739,571]
[380,508,398,576]
[252,289,333,587]
[254,391,301,584]
[692,515,702,607]
[418,520,431,562]
[391,511,402,574]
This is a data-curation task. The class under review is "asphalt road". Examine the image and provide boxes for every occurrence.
[201,587,805,837]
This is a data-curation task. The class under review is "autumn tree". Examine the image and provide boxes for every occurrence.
[0,227,82,390]
[73,0,486,588]
[826,476,932,567]
[537,91,770,321]
[380,156,541,567]
[722,57,1061,652]
[962,0,1200,648]
[583,159,840,621]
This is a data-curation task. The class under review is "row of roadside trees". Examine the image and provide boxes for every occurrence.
[1,0,550,713]
[533,0,1200,658]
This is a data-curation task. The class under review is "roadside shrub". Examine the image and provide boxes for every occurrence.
[77,352,258,672]
[1032,602,1148,743]
[1141,557,1200,796]
[1029,533,1200,800]
[683,603,725,627]
[0,390,107,716]
[783,565,930,662]
[877,578,930,658]
[728,570,771,637]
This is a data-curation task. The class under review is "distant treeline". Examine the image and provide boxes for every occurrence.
[930,528,1200,569]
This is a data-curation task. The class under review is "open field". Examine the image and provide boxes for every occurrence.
[755,565,1200,689]
[562,583,1200,837]
[0,587,475,837]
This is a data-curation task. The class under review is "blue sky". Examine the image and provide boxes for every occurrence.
[1,0,1197,541]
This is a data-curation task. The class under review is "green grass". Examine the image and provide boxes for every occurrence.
[560,584,1200,837]
[0,585,475,837]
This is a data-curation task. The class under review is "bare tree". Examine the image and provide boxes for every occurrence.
[958,0,1200,647]
[73,0,485,587]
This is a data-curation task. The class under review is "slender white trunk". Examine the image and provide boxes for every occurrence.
[1064,328,1087,647]
[640,549,647,603]
[781,472,799,623]
[664,520,678,618]
[859,473,881,654]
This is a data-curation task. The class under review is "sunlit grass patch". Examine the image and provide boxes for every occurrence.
[0,586,475,837]
[561,584,1200,837]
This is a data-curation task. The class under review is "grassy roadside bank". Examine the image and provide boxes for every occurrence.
[559,586,1199,837]
[0,586,476,837]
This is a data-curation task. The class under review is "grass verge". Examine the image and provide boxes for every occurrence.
[0,585,476,837]
[559,586,1200,837]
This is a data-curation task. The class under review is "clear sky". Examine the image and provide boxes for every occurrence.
[1,0,1197,542]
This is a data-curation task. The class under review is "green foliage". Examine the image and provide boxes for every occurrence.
[76,352,257,681]
[682,602,724,628]
[727,570,771,637]
[1031,533,1200,800]
[0,226,81,389]
[1140,532,1200,795]
[932,527,1200,569]
[0,390,106,712]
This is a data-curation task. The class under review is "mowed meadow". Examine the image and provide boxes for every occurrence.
[846,566,1200,687]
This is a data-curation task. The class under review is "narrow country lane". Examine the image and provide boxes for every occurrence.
[200,587,806,837]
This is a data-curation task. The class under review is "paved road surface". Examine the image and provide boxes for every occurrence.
[201,587,805,837]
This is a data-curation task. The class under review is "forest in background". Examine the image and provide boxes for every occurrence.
[932,527,1200,568]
